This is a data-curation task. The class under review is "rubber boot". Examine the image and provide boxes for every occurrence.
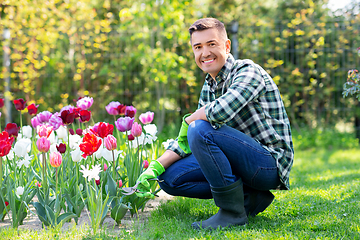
[191,179,248,230]
[243,185,275,217]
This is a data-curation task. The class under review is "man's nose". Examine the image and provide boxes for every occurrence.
[202,46,211,57]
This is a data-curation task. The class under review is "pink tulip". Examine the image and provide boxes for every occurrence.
[104,135,117,151]
[105,101,121,115]
[31,116,41,129]
[76,97,93,110]
[131,122,142,137]
[37,124,53,138]
[143,160,149,169]
[139,111,154,125]
[35,181,41,187]
[104,163,108,171]
[118,179,123,188]
[49,151,62,168]
[36,137,51,153]
[115,117,134,132]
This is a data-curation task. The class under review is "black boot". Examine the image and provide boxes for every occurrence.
[243,185,275,217]
[191,179,248,230]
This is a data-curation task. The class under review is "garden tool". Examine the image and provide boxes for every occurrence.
[122,178,163,197]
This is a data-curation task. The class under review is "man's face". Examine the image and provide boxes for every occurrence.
[191,28,231,79]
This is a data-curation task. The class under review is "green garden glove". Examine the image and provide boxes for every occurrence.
[177,113,192,154]
[135,160,165,198]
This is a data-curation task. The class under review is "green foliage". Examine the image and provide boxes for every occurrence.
[292,127,359,150]
[1,0,360,132]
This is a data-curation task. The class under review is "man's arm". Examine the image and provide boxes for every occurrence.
[157,149,182,169]
[184,106,208,125]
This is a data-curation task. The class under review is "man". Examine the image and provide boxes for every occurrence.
[135,17,294,230]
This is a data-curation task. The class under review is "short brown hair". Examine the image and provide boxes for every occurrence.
[189,18,228,41]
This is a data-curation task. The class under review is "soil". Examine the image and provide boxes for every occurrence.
[0,190,174,233]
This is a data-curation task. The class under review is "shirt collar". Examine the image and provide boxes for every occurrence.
[205,53,235,87]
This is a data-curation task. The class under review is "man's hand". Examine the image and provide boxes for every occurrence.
[177,113,192,154]
[135,160,165,198]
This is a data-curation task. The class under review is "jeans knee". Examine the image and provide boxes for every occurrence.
[188,120,209,145]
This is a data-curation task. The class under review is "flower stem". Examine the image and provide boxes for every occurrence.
[112,150,115,180]
[0,157,2,189]
[42,152,47,193]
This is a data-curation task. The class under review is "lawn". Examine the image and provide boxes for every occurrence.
[1,130,360,239]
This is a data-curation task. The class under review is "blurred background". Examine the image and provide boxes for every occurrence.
[1,0,359,142]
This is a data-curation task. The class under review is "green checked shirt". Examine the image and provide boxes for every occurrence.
[167,54,294,190]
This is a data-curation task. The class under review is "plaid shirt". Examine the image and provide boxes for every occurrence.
[167,54,294,190]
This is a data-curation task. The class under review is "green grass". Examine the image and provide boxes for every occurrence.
[1,130,360,239]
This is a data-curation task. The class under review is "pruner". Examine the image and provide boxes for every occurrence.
[121,178,164,197]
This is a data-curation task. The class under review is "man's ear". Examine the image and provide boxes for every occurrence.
[225,39,231,54]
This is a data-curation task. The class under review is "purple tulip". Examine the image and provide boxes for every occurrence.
[105,101,121,115]
[37,111,53,123]
[49,112,63,130]
[77,97,93,110]
[139,111,154,125]
[115,117,134,132]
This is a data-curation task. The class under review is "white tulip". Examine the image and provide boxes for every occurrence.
[56,125,68,140]
[16,186,24,196]
[71,146,84,163]
[21,125,33,139]
[14,138,31,158]
[69,134,82,150]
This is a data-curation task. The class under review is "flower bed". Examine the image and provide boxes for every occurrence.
[0,97,170,234]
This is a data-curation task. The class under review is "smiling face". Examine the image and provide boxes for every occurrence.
[191,28,231,79]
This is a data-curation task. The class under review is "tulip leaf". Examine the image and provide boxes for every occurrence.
[56,212,77,225]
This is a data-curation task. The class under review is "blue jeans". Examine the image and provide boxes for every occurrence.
[158,120,281,198]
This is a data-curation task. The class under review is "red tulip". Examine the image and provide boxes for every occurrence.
[117,104,127,116]
[13,98,27,111]
[95,179,101,185]
[79,110,91,122]
[5,201,9,207]
[27,103,39,115]
[91,122,114,139]
[56,143,67,154]
[125,106,136,118]
[79,133,102,158]
[4,123,20,138]
[0,98,4,108]
[69,128,75,135]
[127,134,135,141]
[0,131,14,157]
[60,110,76,125]
[76,128,83,136]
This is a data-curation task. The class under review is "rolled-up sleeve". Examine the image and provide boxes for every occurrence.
[165,138,190,158]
